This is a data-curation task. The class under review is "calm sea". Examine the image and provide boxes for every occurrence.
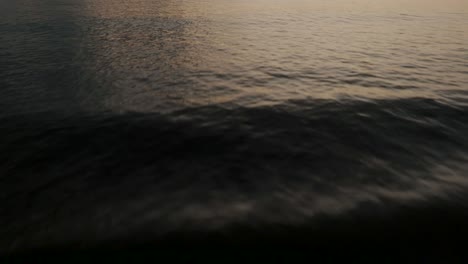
[1,0,468,257]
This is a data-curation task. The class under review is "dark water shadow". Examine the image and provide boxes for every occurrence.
[1,98,468,259]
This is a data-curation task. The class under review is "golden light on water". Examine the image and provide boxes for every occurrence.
[73,0,468,113]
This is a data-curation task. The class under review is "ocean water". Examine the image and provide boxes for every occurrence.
[1,0,468,255]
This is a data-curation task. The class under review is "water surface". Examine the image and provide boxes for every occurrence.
[1,0,468,253]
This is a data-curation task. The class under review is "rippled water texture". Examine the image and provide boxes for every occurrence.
[1,0,468,253]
